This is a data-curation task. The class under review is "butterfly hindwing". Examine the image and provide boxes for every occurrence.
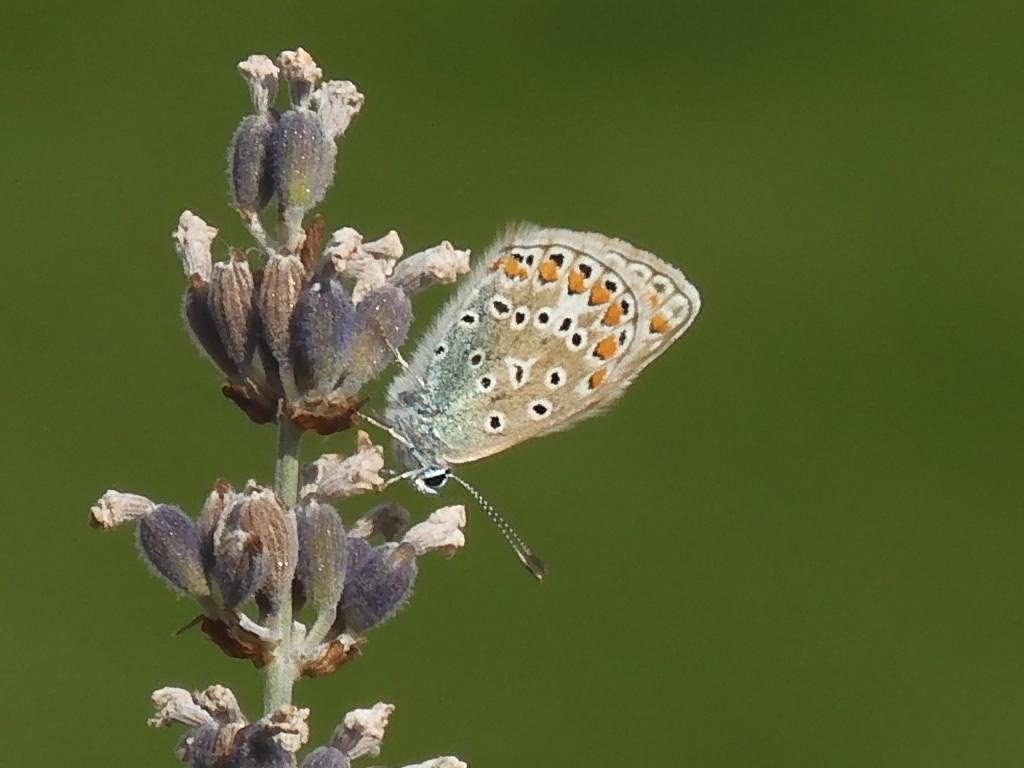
[385,224,701,466]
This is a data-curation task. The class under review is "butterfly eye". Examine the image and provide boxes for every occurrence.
[421,470,449,491]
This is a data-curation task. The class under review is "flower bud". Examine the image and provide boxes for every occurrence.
[137,504,210,598]
[229,56,280,214]
[228,706,309,768]
[210,251,258,368]
[258,253,308,371]
[197,480,236,571]
[289,273,356,395]
[302,747,351,768]
[389,240,471,296]
[337,285,412,394]
[300,431,386,500]
[294,498,347,613]
[338,541,417,634]
[184,278,240,379]
[270,108,333,234]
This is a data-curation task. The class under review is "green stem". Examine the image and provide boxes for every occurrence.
[264,415,304,714]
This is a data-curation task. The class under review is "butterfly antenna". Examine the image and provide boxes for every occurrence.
[449,473,546,581]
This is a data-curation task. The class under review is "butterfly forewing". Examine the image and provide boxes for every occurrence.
[385,224,700,467]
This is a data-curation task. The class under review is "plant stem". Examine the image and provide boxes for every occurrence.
[265,415,304,714]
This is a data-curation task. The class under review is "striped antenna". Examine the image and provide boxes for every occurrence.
[449,473,546,581]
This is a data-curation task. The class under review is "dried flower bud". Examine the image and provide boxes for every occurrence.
[193,684,244,724]
[259,253,307,370]
[294,498,347,613]
[289,273,356,395]
[301,746,351,768]
[137,504,210,598]
[349,502,411,542]
[337,285,412,393]
[301,431,386,499]
[210,252,258,368]
[197,480,235,570]
[90,490,156,529]
[173,211,218,282]
[332,702,395,760]
[279,48,322,108]
[149,688,214,729]
[389,241,471,296]
[402,505,467,557]
[339,541,417,634]
[315,80,364,141]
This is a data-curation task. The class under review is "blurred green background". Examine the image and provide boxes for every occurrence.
[2,1,1023,765]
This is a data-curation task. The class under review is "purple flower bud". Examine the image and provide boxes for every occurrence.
[137,505,210,598]
[229,113,278,214]
[210,252,258,368]
[294,498,347,614]
[338,285,412,394]
[184,279,240,379]
[290,273,356,395]
[339,540,417,634]
[301,746,351,768]
[197,480,235,573]
[270,108,334,216]
[258,254,308,373]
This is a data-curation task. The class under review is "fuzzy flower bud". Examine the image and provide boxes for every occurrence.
[184,277,239,379]
[337,285,412,393]
[259,253,308,371]
[270,107,333,249]
[333,702,394,760]
[229,56,280,214]
[301,431,385,499]
[209,251,258,368]
[294,497,347,613]
[173,211,218,282]
[301,746,350,768]
[90,490,156,529]
[137,504,210,598]
[338,540,417,634]
[289,272,356,395]
[314,80,364,141]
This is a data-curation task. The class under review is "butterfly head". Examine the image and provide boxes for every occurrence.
[412,466,451,495]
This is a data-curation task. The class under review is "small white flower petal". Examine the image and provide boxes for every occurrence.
[172,210,218,282]
[334,701,395,760]
[90,490,156,529]
[148,688,213,728]
[402,505,467,556]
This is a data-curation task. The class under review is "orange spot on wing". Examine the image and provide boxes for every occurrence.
[646,292,660,308]
[588,369,608,389]
[567,269,586,294]
[603,303,624,326]
[504,258,529,279]
[589,283,611,305]
[539,259,560,282]
[594,336,619,360]
[650,313,671,334]
[490,257,504,271]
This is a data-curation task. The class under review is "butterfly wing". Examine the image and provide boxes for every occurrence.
[385,224,701,466]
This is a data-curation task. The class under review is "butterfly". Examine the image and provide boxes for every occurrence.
[377,224,701,578]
